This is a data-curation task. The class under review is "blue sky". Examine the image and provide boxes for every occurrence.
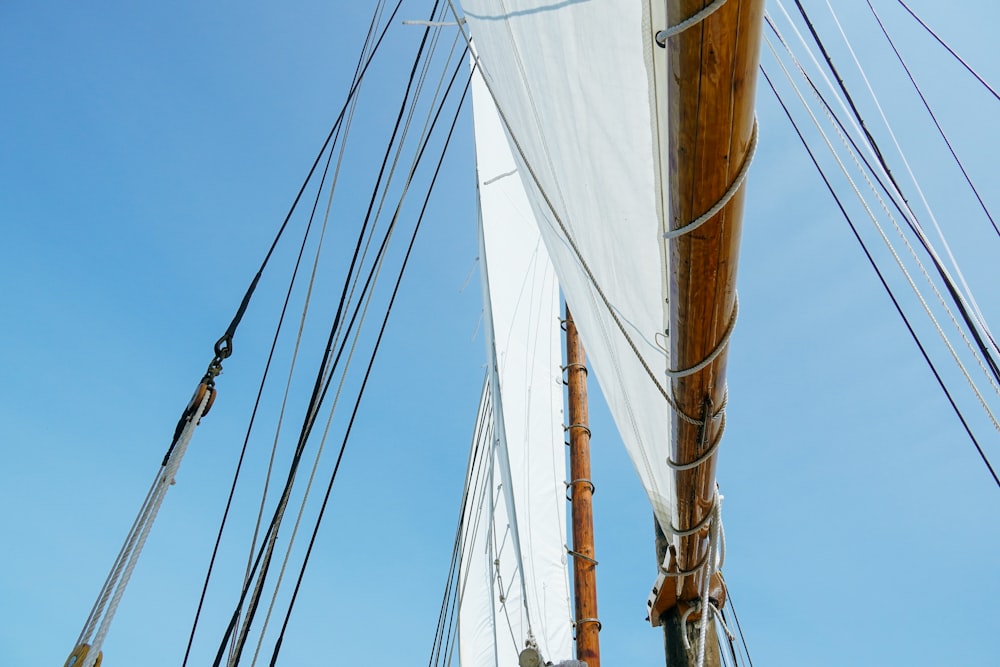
[2,1,998,665]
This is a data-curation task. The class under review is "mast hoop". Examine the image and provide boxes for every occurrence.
[662,118,759,240]
[655,0,730,47]
[564,478,596,501]
[574,618,603,631]
[665,295,739,379]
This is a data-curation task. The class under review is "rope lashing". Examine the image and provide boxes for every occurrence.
[667,418,724,472]
[669,492,718,538]
[662,119,759,240]
[655,0,730,46]
[665,295,739,379]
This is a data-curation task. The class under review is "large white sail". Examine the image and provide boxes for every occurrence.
[460,1,676,532]
[457,65,573,665]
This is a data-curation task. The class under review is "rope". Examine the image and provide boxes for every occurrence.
[665,296,739,379]
[662,123,758,240]
[655,0,730,46]
[77,387,211,667]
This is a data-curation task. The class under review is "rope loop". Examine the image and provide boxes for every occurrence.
[655,0,729,47]
[663,118,758,240]
[666,295,739,379]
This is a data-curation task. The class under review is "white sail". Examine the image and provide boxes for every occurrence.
[457,65,573,665]
[460,1,676,532]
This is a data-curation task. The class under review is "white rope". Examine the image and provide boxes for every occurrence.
[656,0,730,45]
[79,387,211,667]
[662,122,758,240]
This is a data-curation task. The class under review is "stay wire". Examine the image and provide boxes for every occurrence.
[761,65,1000,489]
[866,1,1000,242]
[180,7,389,664]
[266,71,473,667]
[786,2,1000,390]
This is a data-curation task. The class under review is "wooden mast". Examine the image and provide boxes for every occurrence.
[654,0,765,662]
[565,305,600,667]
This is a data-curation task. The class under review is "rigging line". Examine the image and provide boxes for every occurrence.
[78,390,213,667]
[184,5,397,658]
[895,0,1000,104]
[428,377,491,667]
[265,75,473,667]
[235,70,354,667]
[210,0,407,366]
[866,2,1000,242]
[763,23,1000,425]
[776,3,1000,388]
[761,65,1000,489]
[444,0,704,428]
[247,41,471,658]
[764,43,1000,408]
[220,18,390,667]
[337,24,465,367]
[825,0,999,357]
[721,579,754,667]
[764,32,1000,435]
[211,11,448,665]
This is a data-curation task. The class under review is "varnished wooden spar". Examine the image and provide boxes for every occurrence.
[663,0,764,619]
[565,306,600,667]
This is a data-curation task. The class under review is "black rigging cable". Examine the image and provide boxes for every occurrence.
[266,68,472,667]
[761,64,1000,489]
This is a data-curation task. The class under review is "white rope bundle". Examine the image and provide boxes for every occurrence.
[75,386,211,667]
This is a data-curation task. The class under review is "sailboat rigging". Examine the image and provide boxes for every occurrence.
[2,1,999,666]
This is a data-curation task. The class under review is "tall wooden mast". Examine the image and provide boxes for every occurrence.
[565,305,600,667]
[653,0,765,663]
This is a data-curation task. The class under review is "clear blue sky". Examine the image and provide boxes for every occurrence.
[2,1,998,665]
